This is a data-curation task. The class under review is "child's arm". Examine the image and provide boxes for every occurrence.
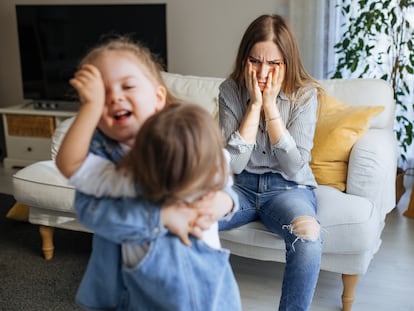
[56,64,105,178]
[75,191,204,246]
[69,153,136,198]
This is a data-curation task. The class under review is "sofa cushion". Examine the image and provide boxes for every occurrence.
[161,72,223,117]
[13,161,75,213]
[310,94,384,191]
[51,117,75,161]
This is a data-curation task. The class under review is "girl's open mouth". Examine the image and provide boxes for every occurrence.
[113,110,132,121]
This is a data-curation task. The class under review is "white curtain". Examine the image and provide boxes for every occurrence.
[288,0,338,79]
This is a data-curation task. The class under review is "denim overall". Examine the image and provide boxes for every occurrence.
[122,234,241,311]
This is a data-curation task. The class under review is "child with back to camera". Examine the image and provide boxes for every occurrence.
[56,36,241,310]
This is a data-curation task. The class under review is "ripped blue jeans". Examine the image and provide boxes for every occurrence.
[219,171,322,311]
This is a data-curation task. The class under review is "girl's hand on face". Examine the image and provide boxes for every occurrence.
[244,61,263,108]
[69,64,105,112]
[262,63,285,108]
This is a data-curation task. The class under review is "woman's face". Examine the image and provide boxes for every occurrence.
[247,40,284,91]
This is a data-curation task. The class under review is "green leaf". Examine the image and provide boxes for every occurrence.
[343,38,350,49]
[391,14,397,27]
[350,58,358,72]
[344,5,350,14]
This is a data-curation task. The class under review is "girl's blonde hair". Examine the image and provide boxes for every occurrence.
[230,14,320,97]
[78,35,176,104]
[121,103,228,205]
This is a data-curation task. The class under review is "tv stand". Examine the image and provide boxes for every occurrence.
[0,103,76,169]
[32,100,80,112]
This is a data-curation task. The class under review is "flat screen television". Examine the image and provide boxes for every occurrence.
[15,4,167,110]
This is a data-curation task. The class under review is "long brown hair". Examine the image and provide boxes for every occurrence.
[230,14,320,96]
[78,35,176,104]
[121,103,228,205]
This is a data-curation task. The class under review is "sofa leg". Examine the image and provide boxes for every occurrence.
[39,225,55,260]
[341,274,359,311]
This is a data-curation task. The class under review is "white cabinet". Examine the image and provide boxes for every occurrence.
[0,103,76,169]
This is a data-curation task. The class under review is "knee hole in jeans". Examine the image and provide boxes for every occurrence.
[283,216,320,241]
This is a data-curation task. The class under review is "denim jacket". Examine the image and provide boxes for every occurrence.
[74,130,241,311]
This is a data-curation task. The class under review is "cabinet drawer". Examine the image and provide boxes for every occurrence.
[6,114,55,138]
[6,136,52,160]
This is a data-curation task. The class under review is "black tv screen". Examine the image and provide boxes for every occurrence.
[16,4,167,103]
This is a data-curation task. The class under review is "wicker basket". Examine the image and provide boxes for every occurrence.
[6,114,55,138]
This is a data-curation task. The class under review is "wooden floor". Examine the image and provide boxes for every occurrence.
[1,164,413,310]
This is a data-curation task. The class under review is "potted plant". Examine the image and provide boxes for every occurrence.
[332,0,414,164]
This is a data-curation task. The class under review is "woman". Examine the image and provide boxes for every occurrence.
[218,14,322,311]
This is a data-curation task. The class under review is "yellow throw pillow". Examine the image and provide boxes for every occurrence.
[310,93,384,191]
[6,202,29,222]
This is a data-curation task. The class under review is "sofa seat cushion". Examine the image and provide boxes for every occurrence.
[29,206,89,232]
[220,185,380,255]
[13,161,75,213]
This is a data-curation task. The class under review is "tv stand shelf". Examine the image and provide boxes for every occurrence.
[0,103,76,169]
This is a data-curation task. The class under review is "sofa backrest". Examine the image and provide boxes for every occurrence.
[162,72,395,130]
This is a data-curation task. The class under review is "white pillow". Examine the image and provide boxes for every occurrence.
[51,116,75,160]
[162,72,224,117]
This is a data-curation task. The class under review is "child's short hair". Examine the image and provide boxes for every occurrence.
[122,103,228,204]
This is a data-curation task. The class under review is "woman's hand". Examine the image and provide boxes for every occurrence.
[239,61,263,143]
[262,64,286,145]
[244,61,263,108]
[262,64,285,110]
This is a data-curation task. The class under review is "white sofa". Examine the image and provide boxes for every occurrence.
[13,72,398,311]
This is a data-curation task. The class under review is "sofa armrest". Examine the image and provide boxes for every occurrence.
[346,129,398,216]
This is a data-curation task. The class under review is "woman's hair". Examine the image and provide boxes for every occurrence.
[78,35,176,104]
[230,14,320,96]
[121,103,228,205]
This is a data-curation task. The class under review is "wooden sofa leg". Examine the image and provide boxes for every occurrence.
[341,274,359,311]
[39,225,55,260]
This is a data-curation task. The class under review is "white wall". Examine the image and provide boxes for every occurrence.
[0,0,286,107]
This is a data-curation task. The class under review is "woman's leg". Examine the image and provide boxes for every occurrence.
[219,171,259,231]
[260,184,322,311]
